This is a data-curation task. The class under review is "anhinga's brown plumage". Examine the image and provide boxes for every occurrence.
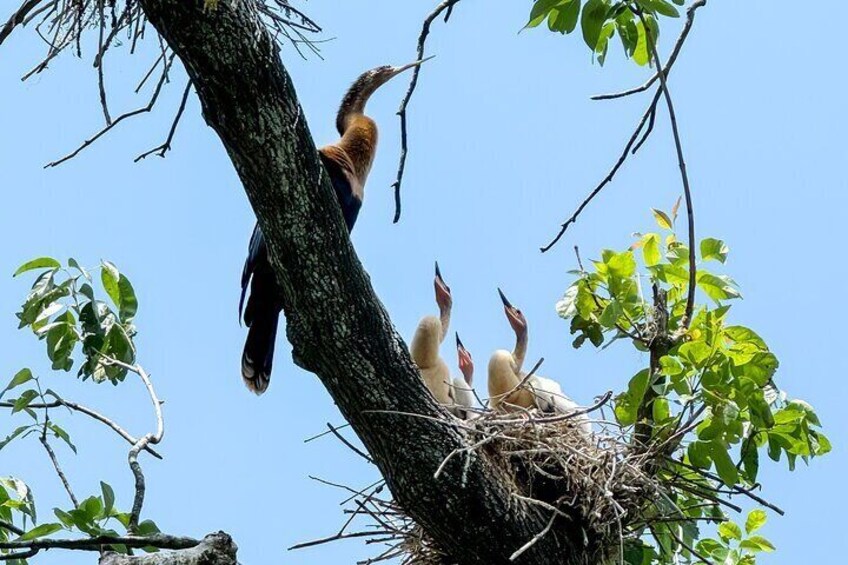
[239,60,428,394]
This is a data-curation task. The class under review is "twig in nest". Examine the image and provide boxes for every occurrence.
[391,0,462,224]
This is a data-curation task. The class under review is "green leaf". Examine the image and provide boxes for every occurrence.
[697,272,742,302]
[48,422,77,454]
[641,0,680,18]
[652,208,673,229]
[741,437,760,483]
[652,398,670,422]
[718,521,742,542]
[607,251,637,279]
[12,390,39,414]
[711,441,739,486]
[642,233,661,266]
[633,20,650,66]
[1,369,33,399]
[13,257,61,277]
[614,369,649,426]
[581,0,609,50]
[135,519,160,536]
[0,425,32,451]
[527,0,564,28]
[701,238,729,263]
[547,0,581,34]
[19,522,63,540]
[740,535,775,553]
[599,300,623,328]
[745,509,767,535]
[101,482,116,516]
[117,274,138,321]
[687,441,712,469]
[101,261,121,309]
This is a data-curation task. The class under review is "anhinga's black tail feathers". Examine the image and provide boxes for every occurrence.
[241,307,278,395]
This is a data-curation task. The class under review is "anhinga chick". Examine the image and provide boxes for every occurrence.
[410,263,453,405]
[491,290,592,433]
[239,59,429,395]
[450,333,477,419]
[488,289,535,412]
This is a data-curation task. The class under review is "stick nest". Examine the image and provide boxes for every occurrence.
[304,407,667,565]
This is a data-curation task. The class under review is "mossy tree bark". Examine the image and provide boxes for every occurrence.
[137,1,584,562]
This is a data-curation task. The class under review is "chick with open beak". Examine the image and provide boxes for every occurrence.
[498,288,528,372]
[410,263,454,405]
[449,333,477,419]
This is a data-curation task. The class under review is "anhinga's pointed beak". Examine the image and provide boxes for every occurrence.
[498,288,513,308]
[391,55,435,76]
[435,261,450,291]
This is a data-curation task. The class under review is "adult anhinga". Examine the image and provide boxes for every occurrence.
[450,333,476,418]
[490,290,592,434]
[239,60,428,394]
[410,263,453,405]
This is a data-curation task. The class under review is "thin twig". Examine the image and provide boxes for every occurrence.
[541,0,709,253]
[45,53,177,168]
[592,0,708,101]
[391,0,461,223]
[0,399,162,459]
[634,3,701,327]
[665,524,714,565]
[135,79,192,161]
[0,520,24,536]
[326,422,373,463]
[666,458,785,515]
[540,87,661,253]
[509,512,557,561]
[40,432,79,508]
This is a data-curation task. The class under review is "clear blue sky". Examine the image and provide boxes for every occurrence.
[1,1,845,563]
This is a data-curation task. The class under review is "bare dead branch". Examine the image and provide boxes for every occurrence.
[0,533,200,553]
[541,88,662,253]
[40,430,79,508]
[45,53,176,168]
[391,0,462,223]
[0,0,45,47]
[325,422,373,464]
[135,79,192,161]
[541,0,709,253]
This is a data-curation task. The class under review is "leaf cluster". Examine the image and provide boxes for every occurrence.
[14,258,138,384]
[526,0,684,64]
[557,208,830,564]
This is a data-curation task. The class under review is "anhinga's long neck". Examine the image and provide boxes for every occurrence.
[336,73,380,135]
[513,328,528,373]
[410,316,442,369]
[438,303,451,344]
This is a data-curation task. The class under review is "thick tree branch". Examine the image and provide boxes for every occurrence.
[134,1,573,563]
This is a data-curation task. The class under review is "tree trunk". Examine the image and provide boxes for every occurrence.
[137,1,580,562]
